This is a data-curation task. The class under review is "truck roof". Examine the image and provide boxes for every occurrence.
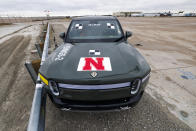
[72,16,117,21]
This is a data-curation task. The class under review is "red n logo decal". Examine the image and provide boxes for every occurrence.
[83,57,104,70]
[77,57,112,71]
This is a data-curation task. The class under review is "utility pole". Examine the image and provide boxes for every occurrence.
[44,10,51,20]
[14,15,18,23]
[7,14,11,23]
[0,14,5,23]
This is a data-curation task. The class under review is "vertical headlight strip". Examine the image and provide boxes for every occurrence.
[142,73,150,83]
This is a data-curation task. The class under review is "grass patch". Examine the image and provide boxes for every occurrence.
[0,23,12,26]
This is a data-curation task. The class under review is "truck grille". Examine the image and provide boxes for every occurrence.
[58,82,131,90]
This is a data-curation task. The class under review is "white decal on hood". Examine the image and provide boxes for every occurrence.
[77,57,112,71]
[89,50,101,55]
[55,44,72,61]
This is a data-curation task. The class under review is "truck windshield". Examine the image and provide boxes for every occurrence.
[66,19,124,43]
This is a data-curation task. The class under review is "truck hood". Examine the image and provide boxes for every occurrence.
[39,42,150,84]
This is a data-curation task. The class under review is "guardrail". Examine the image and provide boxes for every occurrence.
[27,23,50,131]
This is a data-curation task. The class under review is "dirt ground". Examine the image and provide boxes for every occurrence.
[0,23,42,130]
[0,17,195,131]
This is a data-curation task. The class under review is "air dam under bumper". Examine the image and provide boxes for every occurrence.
[46,80,149,111]
[49,90,144,111]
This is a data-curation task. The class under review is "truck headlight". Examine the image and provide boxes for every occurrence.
[142,73,150,83]
[130,79,141,95]
[49,80,59,96]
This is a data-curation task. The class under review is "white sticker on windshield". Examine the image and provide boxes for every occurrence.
[88,24,101,27]
[107,23,115,29]
[75,24,83,29]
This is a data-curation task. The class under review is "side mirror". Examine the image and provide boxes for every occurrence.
[125,31,132,39]
[59,32,65,40]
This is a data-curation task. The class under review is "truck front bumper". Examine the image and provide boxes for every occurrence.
[48,89,144,111]
[46,75,149,111]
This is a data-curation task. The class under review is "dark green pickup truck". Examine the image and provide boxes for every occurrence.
[39,16,151,111]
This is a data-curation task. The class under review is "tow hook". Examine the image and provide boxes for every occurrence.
[61,107,71,111]
[120,106,131,110]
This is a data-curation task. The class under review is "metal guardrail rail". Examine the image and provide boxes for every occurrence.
[27,24,50,131]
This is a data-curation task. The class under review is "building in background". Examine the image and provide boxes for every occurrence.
[160,12,172,17]
[143,13,160,17]
[113,12,142,17]
[184,13,196,17]
[131,13,144,17]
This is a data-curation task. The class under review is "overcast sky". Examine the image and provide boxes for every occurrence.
[0,0,195,16]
